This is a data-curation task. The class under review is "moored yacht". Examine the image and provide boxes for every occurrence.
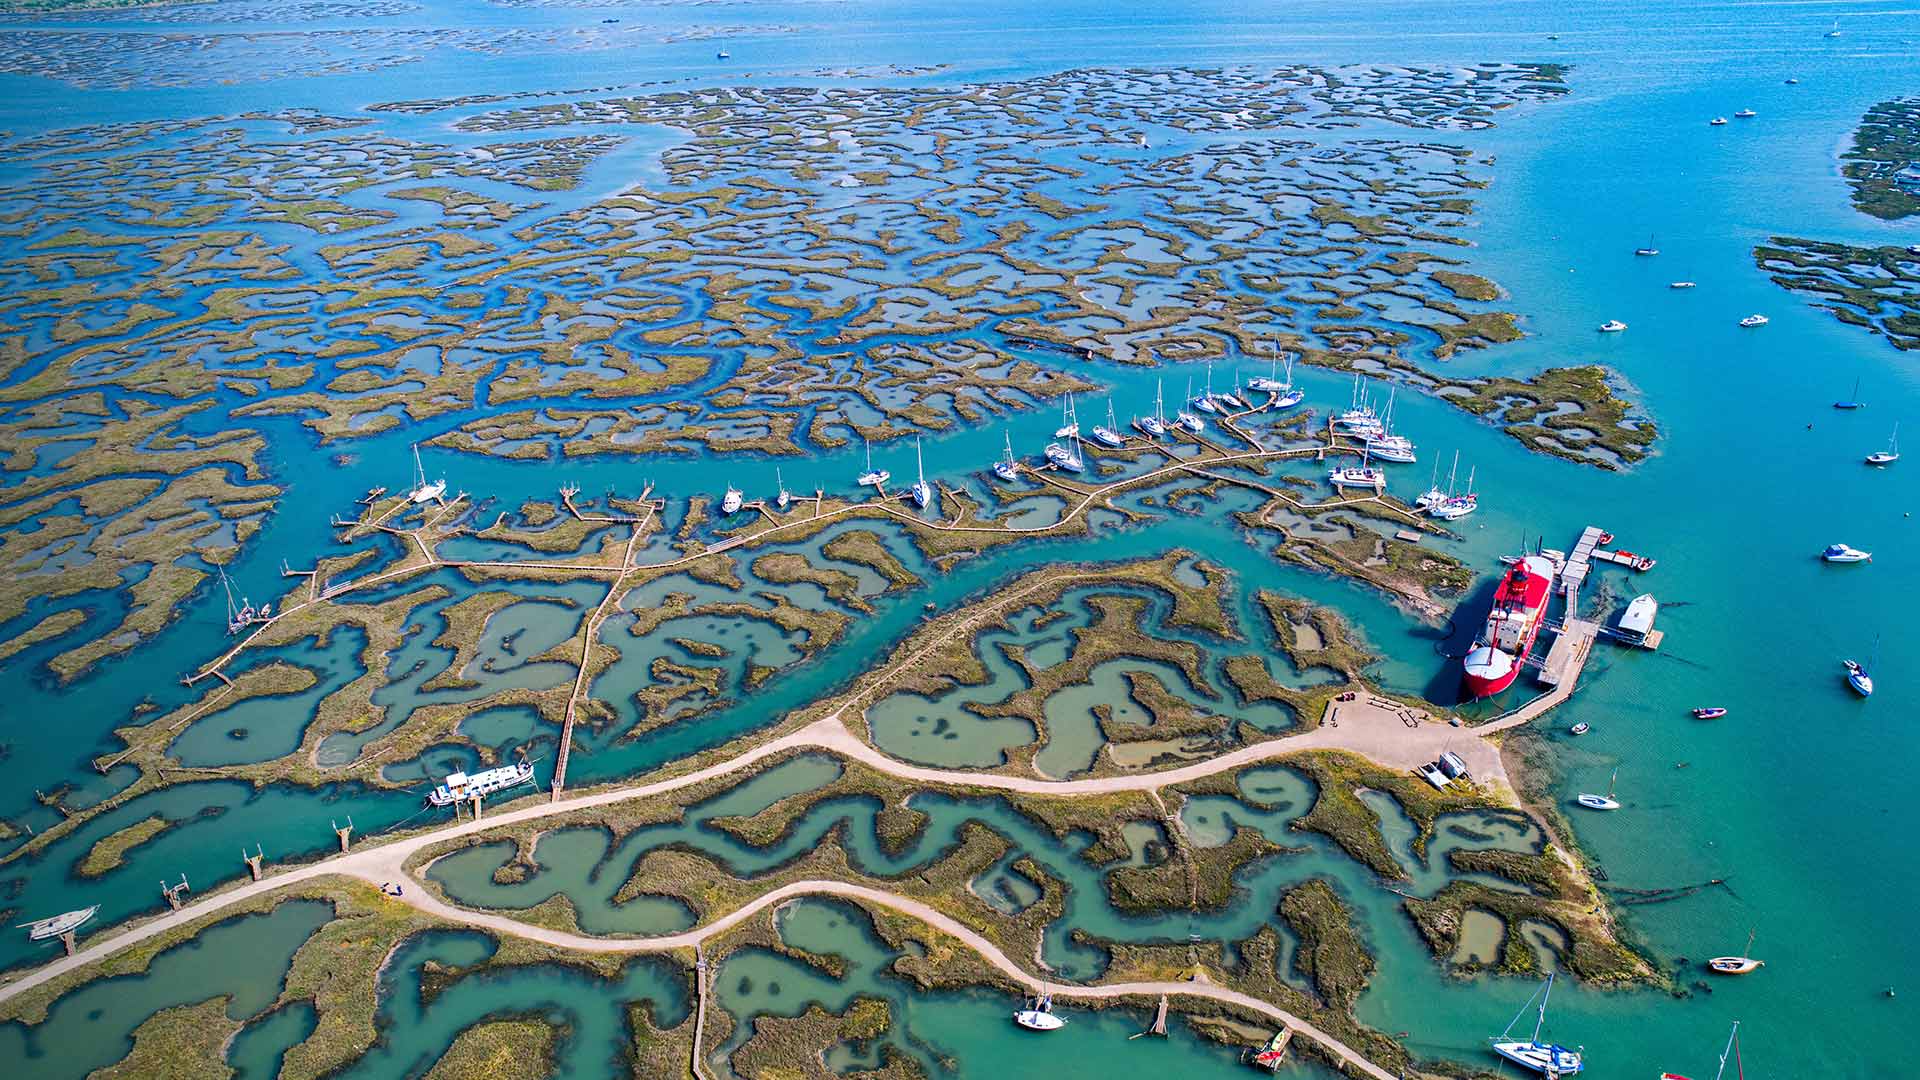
[992,432,1020,482]
[1488,974,1584,1076]
[1670,280,1696,288]
[1707,930,1763,975]
[428,761,536,807]
[19,905,97,941]
[408,443,446,504]
[1362,388,1416,462]
[1634,234,1660,256]
[774,468,791,511]
[1738,314,1769,327]
[1821,542,1871,563]
[910,436,932,509]
[1190,376,1217,415]
[1054,392,1079,439]
[1091,399,1126,448]
[1734,108,1757,118]
[1709,116,1728,126]
[1866,423,1899,465]
[1013,989,1066,1031]
[1576,768,1622,811]
[720,485,744,514]
[1598,319,1627,332]
[1834,376,1866,409]
[1044,433,1085,472]
[1331,375,1383,436]
[857,437,889,489]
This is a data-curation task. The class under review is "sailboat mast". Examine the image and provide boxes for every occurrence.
[1713,1020,1740,1080]
[916,437,925,483]
[1533,973,1553,1043]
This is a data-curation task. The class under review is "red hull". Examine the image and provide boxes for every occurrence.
[1460,555,1554,699]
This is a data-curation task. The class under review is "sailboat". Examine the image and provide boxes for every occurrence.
[857,438,889,489]
[1635,233,1660,257]
[720,484,744,514]
[1430,466,1478,520]
[1249,352,1305,407]
[910,437,932,509]
[1661,1021,1743,1080]
[1331,375,1382,435]
[1091,398,1126,448]
[1190,375,1218,415]
[1054,392,1079,439]
[1013,986,1066,1031]
[1137,381,1169,437]
[1175,379,1205,433]
[1488,973,1584,1075]
[408,444,446,504]
[993,432,1020,482]
[1866,423,1899,465]
[1044,431,1085,472]
[1834,376,1866,409]
[775,468,791,510]
[1708,929,1764,975]
[18,905,97,942]
[1363,388,1416,463]
[1414,454,1449,512]
[220,565,255,635]
[1826,17,1841,37]
[1576,768,1621,811]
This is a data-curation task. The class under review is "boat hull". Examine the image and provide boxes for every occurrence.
[1461,644,1518,697]
[1491,1040,1583,1075]
[1012,1011,1065,1031]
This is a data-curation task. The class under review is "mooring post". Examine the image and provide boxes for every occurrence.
[332,817,353,853]
[243,844,264,882]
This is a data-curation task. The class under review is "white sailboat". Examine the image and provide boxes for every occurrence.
[775,468,791,510]
[1866,423,1899,465]
[910,436,932,509]
[1175,380,1205,433]
[18,905,97,942]
[1013,987,1067,1031]
[1331,375,1382,436]
[1576,768,1621,811]
[1431,465,1478,520]
[720,484,744,514]
[1137,381,1169,437]
[993,432,1019,482]
[1413,454,1449,512]
[1635,233,1660,257]
[1092,398,1125,448]
[1044,432,1085,472]
[1488,973,1584,1075]
[1190,375,1217,415]
[1707,929,1764,975]
[1363,388,1416,463]
[1054,392,1079,439]
[408,444,446,504]
[857,437,890,489]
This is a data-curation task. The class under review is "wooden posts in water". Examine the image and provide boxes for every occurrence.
[332,817,353,853]
[242,844,264,882]
[161,874,190,911]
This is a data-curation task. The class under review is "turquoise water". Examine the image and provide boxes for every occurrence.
[1,0,1918,1077]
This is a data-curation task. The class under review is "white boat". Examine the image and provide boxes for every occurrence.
[715,49,730,59]
[1738,314,1769,327]
[1175,406,1205,434]
[428,761,536,807]
[1866,423,1899,465]
[1616,593,1658,643]
[1826,18,1841,37]
[1734,108,1757,119]
[1362,388,1416,462]
[1598,319,1627,333]
[1707,929,1763,975]
[1670,281,1697,289]
[1569,722,1590,736]
[857,438,889,489]
[1489,974,1584,1076]
[1044,433,1085,472]
[220,565,255,635]
[1328,447,1385,490]
[910,436,932,509]
[1821,543,1871,563]
[1190,376,1217,415]
[1845,658,1874,697]
[993,432,1019,482]
[1635,234,1660,256]
[408,443,446,504]
[1013,990,1067,1031]
[1091,399,1125,448]
[1137,380,1169,437]
[1576,768,1621,811]
[1249,354,1306,408]
[775,468,791,511]
[720,485,744,514]
[1709,117,1728,126]
[1413,453,1451,512]
[1426,455,1477,520]
[1054,392,1079,440]
[19,905,97,941]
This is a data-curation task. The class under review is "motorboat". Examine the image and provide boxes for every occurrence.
[1734,108,1757,118]
[1598,319,1627,332]
[1738,314,1769,327]
[1866,423,1899,465]
[428,761,536,807]
[1328,464,1384,490]
[1691,707,1728,720]
[1821,543,1871,563]
[1845,659,1874,697]
[910,437,932,509]
[1013,990,1066,1031]
[720,486,744,514]
[18,906,97,941]
[1488,974,1584,1076]
[857,438,889,489]
[992,433,1020,482]
[1569,722,1590,736]
[1670,281,1696,288]
[1709,116,1728,126]
[1707,930,1763,975]
[1576,768,1621,811]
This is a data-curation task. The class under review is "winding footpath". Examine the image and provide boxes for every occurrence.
[0,707,1489,1079]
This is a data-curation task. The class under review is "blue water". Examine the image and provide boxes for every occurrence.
[2,1,1918,1077]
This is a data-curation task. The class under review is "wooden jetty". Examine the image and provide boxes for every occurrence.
[1130,995,1171,1039]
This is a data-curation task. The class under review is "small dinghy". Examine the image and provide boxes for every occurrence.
[1691,707,1727,720]
[1569,722,1590,736]
[1576,768,1621,811]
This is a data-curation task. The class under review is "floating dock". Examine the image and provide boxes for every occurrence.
[1535,618,1601,688]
